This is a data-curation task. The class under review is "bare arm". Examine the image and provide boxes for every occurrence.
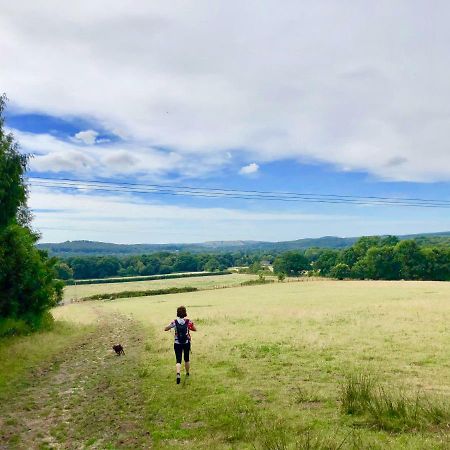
[164,322,174,331]
[190,323,197,332]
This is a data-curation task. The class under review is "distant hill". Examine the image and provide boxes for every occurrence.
[37,231,450,256]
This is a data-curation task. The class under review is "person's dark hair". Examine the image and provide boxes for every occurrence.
[177,305,187,318]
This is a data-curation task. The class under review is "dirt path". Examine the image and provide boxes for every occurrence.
[0,311,153,449]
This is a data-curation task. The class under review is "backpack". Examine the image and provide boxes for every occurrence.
[174,319,189,344]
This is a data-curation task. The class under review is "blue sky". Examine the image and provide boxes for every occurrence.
[1,1,449,243]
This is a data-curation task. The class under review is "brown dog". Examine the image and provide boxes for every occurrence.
[112,344,125,356]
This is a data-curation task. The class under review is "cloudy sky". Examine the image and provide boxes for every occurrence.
[1,1,449,243]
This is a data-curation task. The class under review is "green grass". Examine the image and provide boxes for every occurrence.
[65,270,230,285]
[101,280,450,448]
[340,372,450,432]
[63,273,260,302]
[1,280,450,448]
[0,320,93,401]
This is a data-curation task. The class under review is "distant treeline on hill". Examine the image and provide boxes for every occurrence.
[53,235,450,282]
[39,231,450,256]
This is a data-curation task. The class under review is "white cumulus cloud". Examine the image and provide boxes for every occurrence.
[73,129,99,145]
[239,163,259,175]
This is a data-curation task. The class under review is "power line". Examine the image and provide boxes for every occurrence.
[29,178,450,208]
[29,176,450,209]
[31,181,450,208]
[30,175,450,204]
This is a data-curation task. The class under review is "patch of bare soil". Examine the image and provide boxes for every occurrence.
[0,312,152,449]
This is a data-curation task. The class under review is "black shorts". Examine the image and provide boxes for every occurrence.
[174,342,191,364]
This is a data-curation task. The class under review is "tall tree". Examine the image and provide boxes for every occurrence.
[0,94,61,329]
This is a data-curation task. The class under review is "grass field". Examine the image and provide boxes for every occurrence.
[2,279,449,448]
[63,273,261,302]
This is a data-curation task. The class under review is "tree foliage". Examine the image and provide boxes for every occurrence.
[0,94,29,228]
[329,236,449,281]
[0,95,61,331]
[273,251,309,276]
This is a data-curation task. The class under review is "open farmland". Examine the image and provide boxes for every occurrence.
[2,280,450,449]
[62,273,262,302]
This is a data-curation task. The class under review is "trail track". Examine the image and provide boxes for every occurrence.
[0,312,152,449]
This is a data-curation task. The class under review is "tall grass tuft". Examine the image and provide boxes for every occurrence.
[340,372,450,431]
[340,372,373,415]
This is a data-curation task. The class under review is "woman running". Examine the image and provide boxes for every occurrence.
[164,305,197,384]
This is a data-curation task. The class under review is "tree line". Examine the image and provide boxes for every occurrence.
[55,252,261,280]
[54,235,449,282]
[272,236,450,281]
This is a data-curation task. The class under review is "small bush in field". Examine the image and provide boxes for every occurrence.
[80,286,198,301]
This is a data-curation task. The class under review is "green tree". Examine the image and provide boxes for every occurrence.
[0,226,61,319]
[273,251,309,276]
[204,257,225,272]
[352,236,382,258]
[394,240,426,280]
[421,247,450,281]
[314,249,339,276]
[330,263,351,280]
[350,259,369,279]
[0,94,61,330]
[361,246,400,280]
[0,94,29,228]
[173,253,198,272]
[338,247,359,267]
[55,261,74,280]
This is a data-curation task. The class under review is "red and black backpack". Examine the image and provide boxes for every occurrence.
[174,319,189,344]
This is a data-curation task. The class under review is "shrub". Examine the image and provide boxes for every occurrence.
[80,286,198,301]
[330,263,351,280]
[240,278,274,286]
[0,311,54,337]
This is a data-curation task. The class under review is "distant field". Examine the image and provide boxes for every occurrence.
[4,276,450,450]
[63,273,262,302]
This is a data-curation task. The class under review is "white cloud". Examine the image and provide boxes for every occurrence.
[1,1,450,181]
[239,163,259,175]
[74,129,98,145]
[11,128,230,179]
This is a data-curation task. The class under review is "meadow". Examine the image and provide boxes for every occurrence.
[1,278,449,448]
[62,273,260,302]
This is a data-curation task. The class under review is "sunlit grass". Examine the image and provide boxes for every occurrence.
[63,273,260,302]
[101,280,450,448]
[2,280,449,448]
[0,321,93,401]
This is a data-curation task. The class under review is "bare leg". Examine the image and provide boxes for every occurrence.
[176,363,181,384]
[185,361,190,374]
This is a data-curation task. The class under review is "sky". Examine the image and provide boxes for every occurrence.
[1,1,449,244]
